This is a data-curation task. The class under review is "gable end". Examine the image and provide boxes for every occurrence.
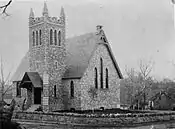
[88,42,123,79]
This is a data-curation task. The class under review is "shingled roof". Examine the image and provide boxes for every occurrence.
[11,52,30,81]
[11,32,123,81]
[63,33,99,79]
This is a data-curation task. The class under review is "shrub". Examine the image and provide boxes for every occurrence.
[70,108,75,112]
[35,106,43,112]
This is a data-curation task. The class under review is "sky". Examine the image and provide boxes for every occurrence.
[0,0,174,81]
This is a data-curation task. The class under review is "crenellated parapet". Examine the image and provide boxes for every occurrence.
[29,17,44,26]
[47,17,62,25]
[29,2,65,27]
[29,16,64,27]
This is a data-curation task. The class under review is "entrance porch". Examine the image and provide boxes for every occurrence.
[20,72,43,110]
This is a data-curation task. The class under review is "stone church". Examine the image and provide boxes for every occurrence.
[11,3,123,112]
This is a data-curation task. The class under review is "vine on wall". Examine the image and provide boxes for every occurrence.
[88,87,97,99]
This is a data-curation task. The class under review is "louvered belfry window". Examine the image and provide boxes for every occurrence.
[54,30,57,45]
[58,31,61,46]
[50,29,53,45]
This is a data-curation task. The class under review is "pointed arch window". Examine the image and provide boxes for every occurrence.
[106,68,108,89]
[100,58,103,89]
[33,31,35,46]
[54,85,56,97]
[36,31,38,46]
[58,31,61,46]
[50,29,53,45]
[54,30,57,45]
[70,81,74,98]
[95,67,98,89]
[39,29,42,45]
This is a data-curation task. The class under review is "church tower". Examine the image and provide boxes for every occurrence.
[29,2,66,111]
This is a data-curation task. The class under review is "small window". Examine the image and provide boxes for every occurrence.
[54,85,56,97]
[95,67,98,89]
[32,31,35,46]
[106,68,108,89]
[50,29,53,45]
[54,61,58,69]
[36,31,38,46]
[54,30,57,45]
[70,81,74,98]
[58,31,61,46]
[39,30,42,45]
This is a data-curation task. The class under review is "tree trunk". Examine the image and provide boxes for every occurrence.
[143,92,146,110]
[1,82,4,108]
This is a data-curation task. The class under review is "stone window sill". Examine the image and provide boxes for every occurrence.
[99,88,109,91]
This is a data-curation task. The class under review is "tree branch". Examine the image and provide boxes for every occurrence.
[3,84,12,96]
[0,56,14,102]
[0,0,12,17]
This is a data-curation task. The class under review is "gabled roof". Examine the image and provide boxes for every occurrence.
[20,72,43,88]
[150,91,175,102]
[11,52,30,82]
[61,32,123,79]
[11,32,123,81]
[63,33,98,78]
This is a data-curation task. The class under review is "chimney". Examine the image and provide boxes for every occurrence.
[96,25,103,35]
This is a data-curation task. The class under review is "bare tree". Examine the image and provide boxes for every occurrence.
[0,57,13,105]
[0,0,12,17]
[124,67,137,104]
[138,59,154,91]
[123,59,154,109]
[137,59,154,109]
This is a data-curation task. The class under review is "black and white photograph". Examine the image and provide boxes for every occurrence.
[0,0,175,128]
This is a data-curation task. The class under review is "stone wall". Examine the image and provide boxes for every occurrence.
[26,89,32,108]
[12,111,175,127]
[79,44,121,110]
[62,79,81,110]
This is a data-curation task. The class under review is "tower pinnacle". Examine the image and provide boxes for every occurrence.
[29,8,34,18]
[60,6,65,24]
[60,6,65,17]
[42,2,49,17]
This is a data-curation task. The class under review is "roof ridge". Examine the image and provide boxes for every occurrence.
[66,32,95,41]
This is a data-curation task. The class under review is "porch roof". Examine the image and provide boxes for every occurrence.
[20,72,43,88]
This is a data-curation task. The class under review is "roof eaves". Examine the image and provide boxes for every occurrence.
[104,43,123,79]
[62,76,81,80]
[79,41,123,80]
[95,42,123,79]
[12,80,22,83]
